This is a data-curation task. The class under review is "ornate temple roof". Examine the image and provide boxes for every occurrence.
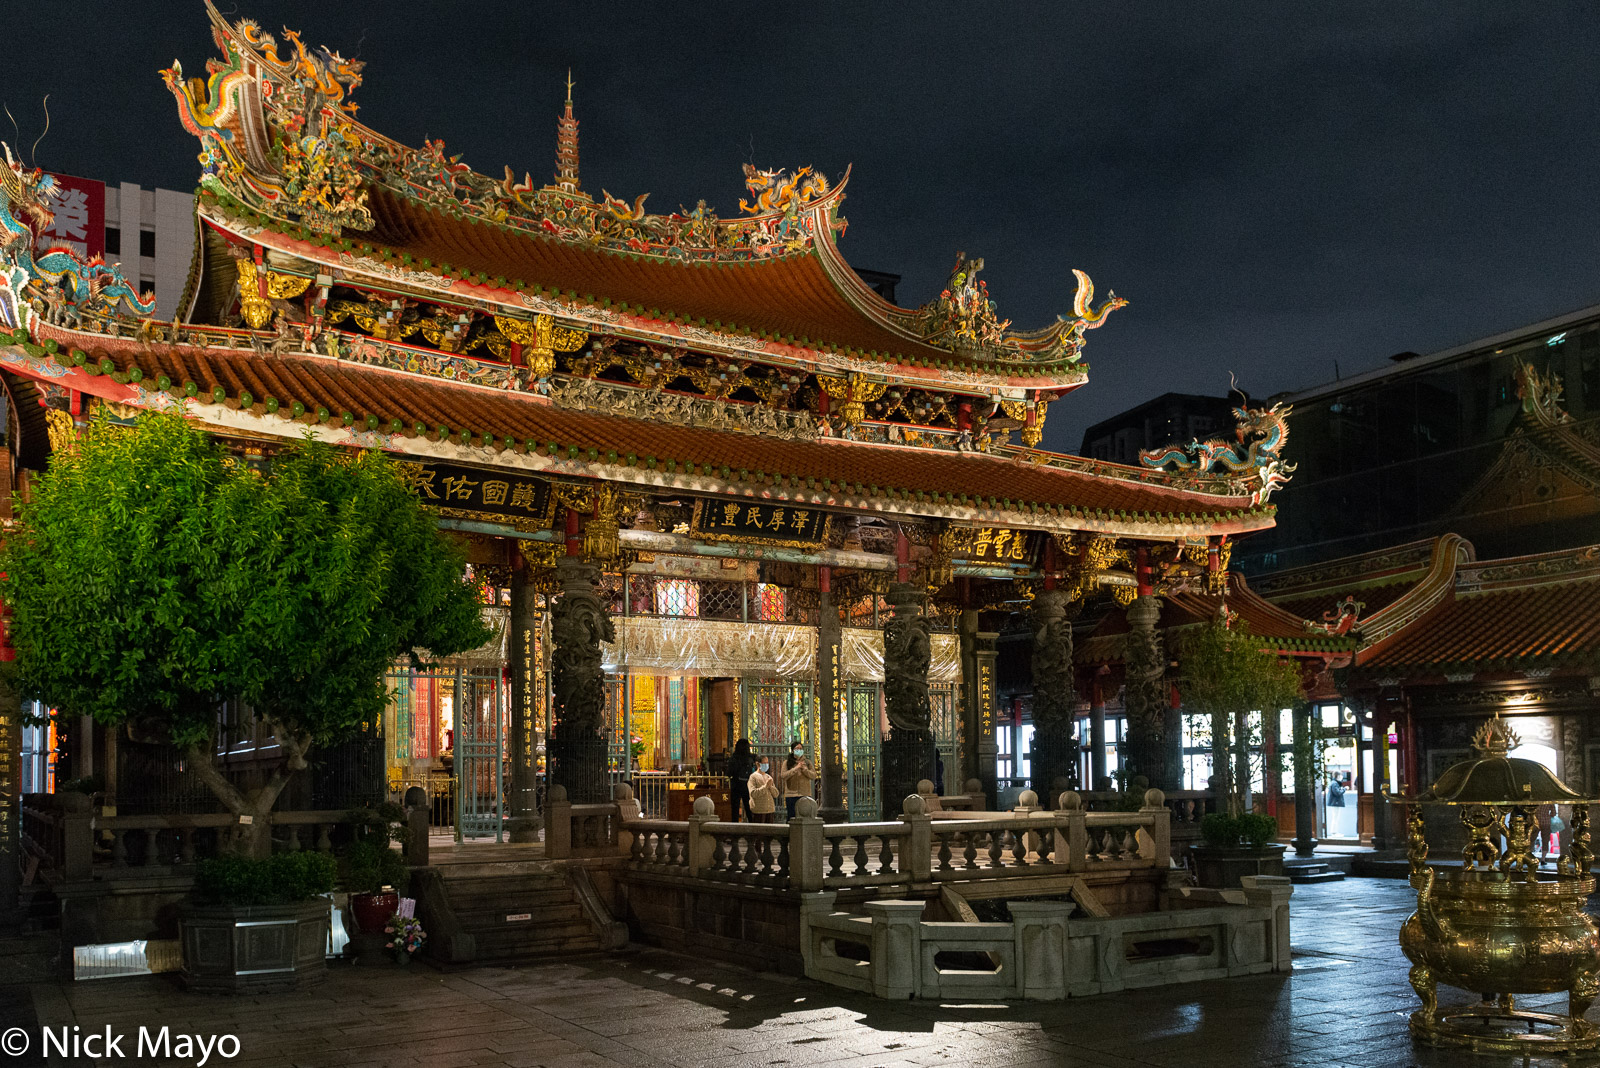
[167,3,1124,393]
[1076,571,1356,666]
[1253,535,1473,646]
[1354,543,1600,675]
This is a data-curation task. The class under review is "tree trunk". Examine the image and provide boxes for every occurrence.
[1210,709,1232,815]
[1234,709,1252,817]
[184,722,312,858]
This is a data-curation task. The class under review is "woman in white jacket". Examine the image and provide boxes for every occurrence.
[747,758,780,823]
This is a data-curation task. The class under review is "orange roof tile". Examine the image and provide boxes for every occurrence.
[1359,578,1600,671]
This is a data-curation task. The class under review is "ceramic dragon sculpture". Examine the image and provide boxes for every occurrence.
[739,164,830,215]
[163,4,373,233]
[0,143,155,331]
[1138,399,1297,505]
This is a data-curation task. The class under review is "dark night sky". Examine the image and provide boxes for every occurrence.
[8,2,1600,452]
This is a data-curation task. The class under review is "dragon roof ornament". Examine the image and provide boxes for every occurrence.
[167,4,847,259]
[1138,395,1297,505]
[0,142,155,332]
[892,256,1126,364]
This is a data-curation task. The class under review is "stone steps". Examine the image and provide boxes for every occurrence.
[418,866,606,966]
[1286,863,1345,884]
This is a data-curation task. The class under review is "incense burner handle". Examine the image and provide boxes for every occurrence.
[1416,866,1451,943]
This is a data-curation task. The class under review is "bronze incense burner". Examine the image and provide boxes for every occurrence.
[1392,716,1600,1053]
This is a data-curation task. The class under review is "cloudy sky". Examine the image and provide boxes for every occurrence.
[9,2,1599,451]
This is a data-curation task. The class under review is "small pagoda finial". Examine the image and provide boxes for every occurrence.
[554,72,580,194]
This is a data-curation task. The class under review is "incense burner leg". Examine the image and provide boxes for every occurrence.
[1409,964,1437,1018]
[1572,970,1598,1021]
[1497,992,1515,1014]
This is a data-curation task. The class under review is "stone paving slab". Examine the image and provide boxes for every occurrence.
[1,880,1597,1067]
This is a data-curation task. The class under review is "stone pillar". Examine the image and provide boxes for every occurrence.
[507,564,541,842]
[1120,595,1168,790]
[1371,708,1392,851]
[548,557,614,804]
[959,608,1000,810]
[879,582,936,819]
[817,576,846,822]
[1088,698,1108,791]
[1029,589,1079,806]
[1291,706,1318,857]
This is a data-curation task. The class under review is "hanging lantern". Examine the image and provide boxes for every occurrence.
[1390,714,1600,1052]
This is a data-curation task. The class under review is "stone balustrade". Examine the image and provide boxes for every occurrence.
[798,875,1294,1000]
[578,787,1174,896]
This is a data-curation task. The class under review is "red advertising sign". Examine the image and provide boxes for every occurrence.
[33,173,105,262]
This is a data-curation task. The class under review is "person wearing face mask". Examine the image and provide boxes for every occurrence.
[781,740,820,819]
[747,756,780,823]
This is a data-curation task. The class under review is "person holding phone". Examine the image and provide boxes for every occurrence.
[781,740,820,819]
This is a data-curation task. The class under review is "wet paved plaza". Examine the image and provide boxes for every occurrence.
[3,878,1595,1068]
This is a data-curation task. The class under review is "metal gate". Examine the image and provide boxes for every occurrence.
[741,679,814,764]
[845,683,881,822]
[454,668,506,841]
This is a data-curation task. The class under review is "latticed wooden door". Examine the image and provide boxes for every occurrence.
[845,683,881,822]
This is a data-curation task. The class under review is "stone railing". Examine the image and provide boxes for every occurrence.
[544,785,626,860]
[20,793,368,879]
[602,787,1173,896]
[799,875,1293,1000]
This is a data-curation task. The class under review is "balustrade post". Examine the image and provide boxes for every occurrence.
[1008,900,1069,999]
[404,785,431,867]
[61,794,93,881]
[900,794,932,883]
[788,797,825,892]
[862,900,925,999]
[1012,788,1042,857]
[1059,790,1088,873]
[1141,788,1171,865]
[687,796,717,876]
[613,784,640,856]
[545,785,572,860]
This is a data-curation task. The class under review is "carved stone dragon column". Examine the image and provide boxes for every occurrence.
[880,582,937,818]
[548,556,615,804]
[1029,588,1080,807]
[1120,594,1169,791]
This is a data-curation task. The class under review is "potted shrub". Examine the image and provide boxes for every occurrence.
[181,852,336,993]
[1191,812,1288,888]
[343,837,410,933]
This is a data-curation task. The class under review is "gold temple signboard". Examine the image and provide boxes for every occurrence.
[691,498,831,548]
[396,460,556,527]
[947,526,1038,565]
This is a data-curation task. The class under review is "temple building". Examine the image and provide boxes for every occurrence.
[0,4,1300,850]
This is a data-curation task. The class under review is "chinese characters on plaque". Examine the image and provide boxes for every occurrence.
[397,461,554,525]
[948,526,1039,565]
[691,498,830,546]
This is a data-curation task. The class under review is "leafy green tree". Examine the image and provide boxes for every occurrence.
[0,412,490,853]
[1177,615,1305,818]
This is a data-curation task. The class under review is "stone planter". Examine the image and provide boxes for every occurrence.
[179,899,330,994]
[1189,844,1287,889]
